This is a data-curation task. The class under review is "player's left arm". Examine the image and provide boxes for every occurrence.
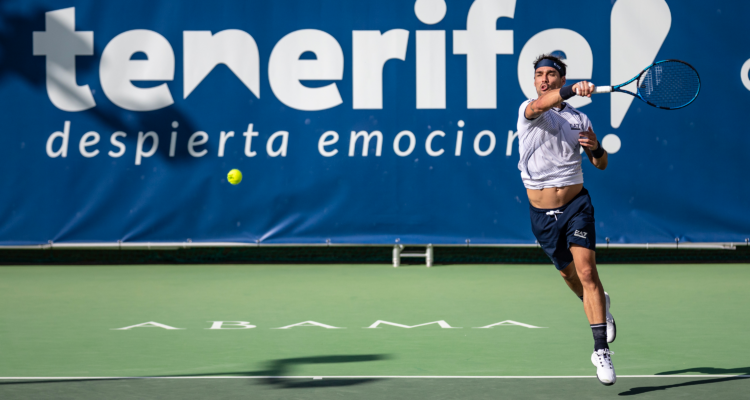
[580,126,608,170]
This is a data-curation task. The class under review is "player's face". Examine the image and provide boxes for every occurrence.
[534,67,566,97]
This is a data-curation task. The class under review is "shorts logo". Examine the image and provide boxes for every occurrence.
[574,230,588,239]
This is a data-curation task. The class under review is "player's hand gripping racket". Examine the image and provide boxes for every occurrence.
[579,60,701,110]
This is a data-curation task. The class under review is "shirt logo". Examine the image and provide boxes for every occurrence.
[574,230,588,239]
[569,124,583,130]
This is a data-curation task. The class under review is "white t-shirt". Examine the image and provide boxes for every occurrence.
[516,100,593,189]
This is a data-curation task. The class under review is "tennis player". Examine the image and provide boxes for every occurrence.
[517,54,616,385]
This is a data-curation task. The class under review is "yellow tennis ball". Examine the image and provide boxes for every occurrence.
[227,169,243,185]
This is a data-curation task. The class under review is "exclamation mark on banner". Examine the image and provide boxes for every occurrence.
[610,0,671,129]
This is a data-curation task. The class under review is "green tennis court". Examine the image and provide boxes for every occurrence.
[1,263,749,399]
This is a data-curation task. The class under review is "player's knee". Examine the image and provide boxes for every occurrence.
[577,267,598,285]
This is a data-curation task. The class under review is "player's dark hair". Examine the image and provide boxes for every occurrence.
[533,54,567,77]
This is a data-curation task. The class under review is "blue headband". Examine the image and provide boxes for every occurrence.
[535,59,564,76]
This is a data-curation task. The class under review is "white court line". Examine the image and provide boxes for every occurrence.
[0,375,748,380]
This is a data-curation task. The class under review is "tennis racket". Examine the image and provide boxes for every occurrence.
[580,60,701,110]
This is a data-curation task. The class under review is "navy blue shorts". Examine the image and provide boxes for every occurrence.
[529,187,596,271]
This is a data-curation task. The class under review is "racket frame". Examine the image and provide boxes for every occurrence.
[606,59,701,110]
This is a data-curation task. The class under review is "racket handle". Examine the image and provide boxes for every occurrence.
[592,86,612,94]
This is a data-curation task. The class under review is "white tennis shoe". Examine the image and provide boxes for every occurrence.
[605,291,616,343]
[591,348,616,385]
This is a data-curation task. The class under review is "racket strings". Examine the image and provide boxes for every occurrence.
[637,61,700,109]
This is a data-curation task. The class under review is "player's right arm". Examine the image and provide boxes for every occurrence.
[524,81,594,119]
[525,89,563,119]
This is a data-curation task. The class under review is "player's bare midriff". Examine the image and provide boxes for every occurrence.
[526,183,583,209]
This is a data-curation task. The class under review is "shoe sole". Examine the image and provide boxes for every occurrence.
[608,318,616,343]
[597,377,616,386]
[606,292,616,344]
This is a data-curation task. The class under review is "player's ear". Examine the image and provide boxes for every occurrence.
[561,76,566,86]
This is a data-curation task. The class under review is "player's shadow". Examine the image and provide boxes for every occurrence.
[0,354,391,389]
[618,367,750,396]
[253,354,390,389]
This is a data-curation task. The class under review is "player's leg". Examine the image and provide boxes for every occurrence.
[561,253,616,342]
[569,244,616,385]
[569,245,605,325]
[561,188,611,331]
[562,188,616,385]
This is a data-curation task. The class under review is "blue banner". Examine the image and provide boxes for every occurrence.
[1,0,748,246]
